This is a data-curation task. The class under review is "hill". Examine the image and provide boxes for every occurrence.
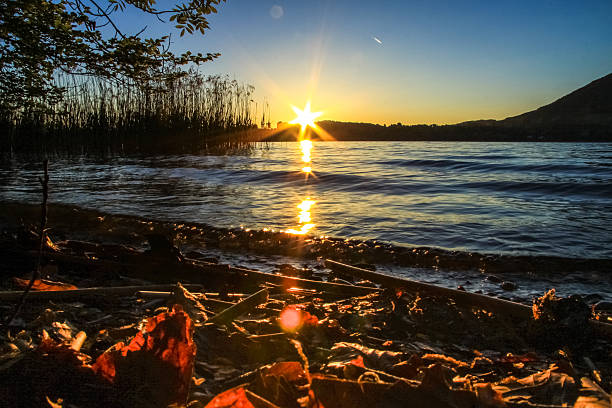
[266,73,612,142]
[502,73,612,127]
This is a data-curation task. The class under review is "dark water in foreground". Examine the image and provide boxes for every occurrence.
[2,142,612,259]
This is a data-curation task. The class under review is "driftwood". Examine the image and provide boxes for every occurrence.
[325,259,612,338]
[188,259,380,296]
[137,290,237,310]
[136,290,245,301]
[0,284,204,302]
[326,259,532,319]
[209,288,269,325]
[136,290,284,316]
[5,249,380,296]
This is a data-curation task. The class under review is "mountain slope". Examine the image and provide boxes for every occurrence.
[502,73,612,126]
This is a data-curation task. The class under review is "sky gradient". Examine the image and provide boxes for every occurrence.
[121,0,612,125]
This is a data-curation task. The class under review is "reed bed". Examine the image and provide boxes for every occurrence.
[0,71,258,155]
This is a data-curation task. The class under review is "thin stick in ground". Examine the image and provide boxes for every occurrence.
[6,159,49,326]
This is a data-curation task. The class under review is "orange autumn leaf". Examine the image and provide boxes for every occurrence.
[349,355,366,368]
[13,277,77,291]
[264,361,306,382]
[92,305,196,406]
[204,387,255,408]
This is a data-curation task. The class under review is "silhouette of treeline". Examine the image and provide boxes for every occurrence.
[308,120,611,142]
[0,71,259,155]
[270,73,612,142]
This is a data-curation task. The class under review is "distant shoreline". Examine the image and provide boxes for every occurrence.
[257,122,612,143]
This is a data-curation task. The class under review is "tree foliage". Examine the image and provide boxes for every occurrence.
[0,0,225,110]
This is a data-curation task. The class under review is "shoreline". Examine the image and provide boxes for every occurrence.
[2,200,611,305]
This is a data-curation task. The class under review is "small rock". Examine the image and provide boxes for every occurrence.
[486,275,502,283]
[583,294,603,304]
[593,301,612,313]
[501,281,517,291]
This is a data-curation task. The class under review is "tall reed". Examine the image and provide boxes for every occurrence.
[0,70,258,155]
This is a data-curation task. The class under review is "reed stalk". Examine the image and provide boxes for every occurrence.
[0,70,258,155]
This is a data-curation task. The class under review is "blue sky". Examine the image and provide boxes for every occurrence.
[118,0,612,124]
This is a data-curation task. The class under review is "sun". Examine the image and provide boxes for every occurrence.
[290,101,322,133]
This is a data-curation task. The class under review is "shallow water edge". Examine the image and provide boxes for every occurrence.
[2,201,611,304]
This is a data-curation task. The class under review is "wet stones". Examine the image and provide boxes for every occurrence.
[145,234,184,261]
[276,264,313,279]
[593,301,612,313]
[486,275,502,283]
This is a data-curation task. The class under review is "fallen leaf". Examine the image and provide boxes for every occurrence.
[13,277,77,291]
[264,361,306,383]
[92,304,196,407]
[205,387,256,408]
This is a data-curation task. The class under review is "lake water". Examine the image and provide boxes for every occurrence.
[1,142,612,259]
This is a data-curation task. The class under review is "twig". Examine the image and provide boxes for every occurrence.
[189,259,380,296]
[244,390,282,408]
[6,160,49,326]
[208,288,269,325]
[0,285,204,302]
[584,356,603,384]
[3,249,380,296]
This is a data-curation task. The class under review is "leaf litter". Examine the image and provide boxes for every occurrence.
[0,231,611,407]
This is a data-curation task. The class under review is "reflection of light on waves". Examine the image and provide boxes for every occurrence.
[286,198,315,235]
[300,139,312,163]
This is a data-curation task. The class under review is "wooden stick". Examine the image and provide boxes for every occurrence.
[0,284,204,302]
[209,288,269,325]
[326,259,532,319]
[244,389,282,408]
[189,259,380,296]
[325,259,612,338]
[136,290,235,310]
[7,160,49,326]
[6,249,379,296]
[136,290,246,300]
[584,357,603,384]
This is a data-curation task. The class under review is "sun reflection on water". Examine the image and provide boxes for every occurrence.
[300,139,313,163]
[286,198,315,235]
[286,102,323,235]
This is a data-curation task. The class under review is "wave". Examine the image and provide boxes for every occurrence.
[379,158,612,175]
[238,168,612,198]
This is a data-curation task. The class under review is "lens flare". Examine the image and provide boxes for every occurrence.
[279,307,302,332]
[302,166,312,173]
[279,306,319,332]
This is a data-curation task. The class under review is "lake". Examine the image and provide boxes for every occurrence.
[1,142,612,260]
